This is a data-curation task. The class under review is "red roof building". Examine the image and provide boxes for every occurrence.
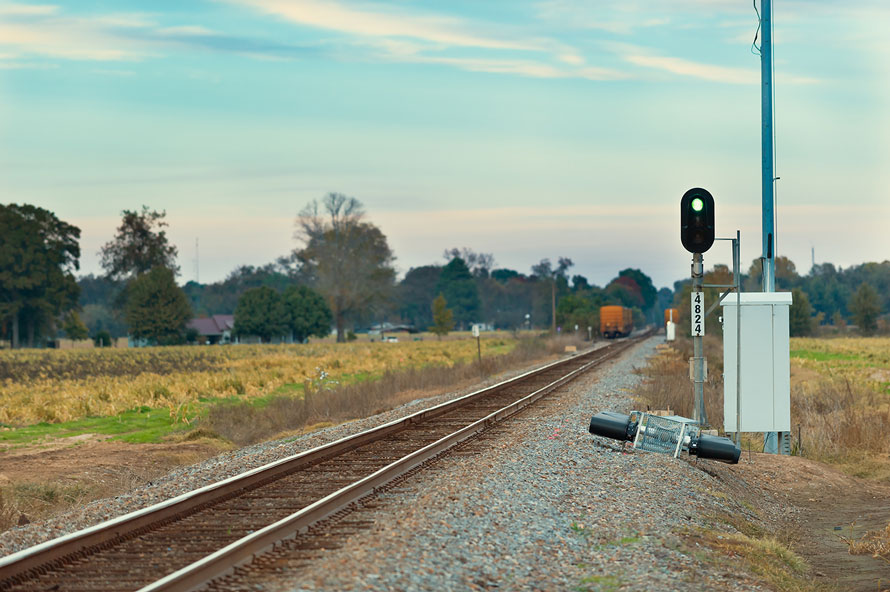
[187,314,235,344]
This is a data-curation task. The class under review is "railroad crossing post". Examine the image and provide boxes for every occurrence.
[473,324,482,372]
[692,253,707,425]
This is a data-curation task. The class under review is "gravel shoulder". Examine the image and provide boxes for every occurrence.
[207,336,787,591]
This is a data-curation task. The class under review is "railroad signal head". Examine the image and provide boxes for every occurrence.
[680,188,715,253]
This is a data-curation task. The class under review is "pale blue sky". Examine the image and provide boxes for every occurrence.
[1,0,888,288]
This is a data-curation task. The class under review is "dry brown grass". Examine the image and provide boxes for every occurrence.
[702,530,830,592]
[0,337,521,426]
[793,376,890,464]
[203,334,587,446]
[0,465,159,532]
[841,523,890,564]
[633,335,724,427]
[636,336,890,466]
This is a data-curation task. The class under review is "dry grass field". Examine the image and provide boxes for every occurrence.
[635,335,890,476]
[0,336,517,429]
[789,337,890,479]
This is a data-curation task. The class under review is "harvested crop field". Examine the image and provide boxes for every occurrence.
[0,337,516,429]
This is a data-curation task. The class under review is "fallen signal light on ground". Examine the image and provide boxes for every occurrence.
[588,410,741,464]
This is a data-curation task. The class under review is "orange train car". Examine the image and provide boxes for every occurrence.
[664,308,680,325]
[600,305,633,339]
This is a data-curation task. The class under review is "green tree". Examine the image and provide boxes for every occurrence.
[571,275,591,291]
[294,193,396,342]
[430,293,454,339]
[605,277,644,308]
[80,303,127,338]
[745,255,800,292]
[556,293,600,337]
[78,274,128,337]
[849,282,881,335]
[100,206,179,281]
[283,285,332,342]
[125,267,192,345]
[475,271,538,330]
[397,265,442,330]
[800,263,849,322]
[491,268,521,283]
[672,264,733,336]
[234,286,287,343]
[789,288,814,337]
[617,269,657,310]
[184,262,297,317]
[94,330,112,347]
[63,311,89,340]
[437,257,480,329]
[442,247,495,277]
[0,204,81,348]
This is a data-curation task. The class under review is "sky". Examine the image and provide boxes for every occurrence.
[1,0,888,290]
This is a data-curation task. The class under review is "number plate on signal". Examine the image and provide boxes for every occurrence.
[691,292,704,336]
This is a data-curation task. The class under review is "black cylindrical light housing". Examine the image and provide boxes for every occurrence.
[680,187,715,253]
[689,434,741,464]
[588,411,636,442]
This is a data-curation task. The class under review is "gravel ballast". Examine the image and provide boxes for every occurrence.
[2,337,786,591]
[211,336,784,591]
[0,349,588,556]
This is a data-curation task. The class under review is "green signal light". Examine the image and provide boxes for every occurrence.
[691,197,704,212]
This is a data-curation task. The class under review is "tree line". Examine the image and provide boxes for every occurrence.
[2,196,887,348]
[670,256,889,337]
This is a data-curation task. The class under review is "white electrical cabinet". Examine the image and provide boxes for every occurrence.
[722,292,792,433]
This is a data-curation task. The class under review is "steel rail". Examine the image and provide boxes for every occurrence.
[141,338,636,592]
[0,332,648,590]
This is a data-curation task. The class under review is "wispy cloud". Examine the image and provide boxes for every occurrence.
[0,3,57,17]
[226,0,626,81]
[0,20,142,61]
[534,0,680,35]
[0,5,158,61]
[135,25,316,60]
[228,0,542,51]
[626,54,758,85]
[0,1,622,81]
[403,55,626,81]
[0,5,315,64]
[619,41,821,86]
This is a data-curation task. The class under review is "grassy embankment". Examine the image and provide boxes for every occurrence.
[634,334,890,586]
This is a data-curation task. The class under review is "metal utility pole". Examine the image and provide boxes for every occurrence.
[733,231,742,445]
[551,278,556,334]
[760,0,775,293]
[760,0,789,455]
[691,253,707,425]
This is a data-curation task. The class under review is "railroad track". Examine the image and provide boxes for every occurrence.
[0,332,650,592]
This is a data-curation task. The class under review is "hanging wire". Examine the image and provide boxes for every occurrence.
[751,0,762,55]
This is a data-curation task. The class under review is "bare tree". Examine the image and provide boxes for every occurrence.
[294,193,395,342]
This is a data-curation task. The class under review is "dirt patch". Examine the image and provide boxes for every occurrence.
[717,453,890,592]
[1,438,223,484]
[790,363,826,386]
[0,438,225,529]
